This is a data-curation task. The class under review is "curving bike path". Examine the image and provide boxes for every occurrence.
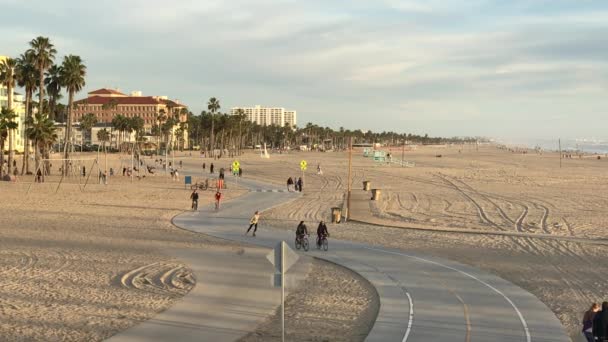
[115,174,569,341]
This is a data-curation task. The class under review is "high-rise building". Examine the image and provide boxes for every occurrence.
[0,55,26,153]
[231,105,297,128]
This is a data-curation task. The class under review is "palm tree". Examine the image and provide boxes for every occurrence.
[26,112,57,175]
[28,37,56,121]
[59,54,86,175]
[16,51,39,174]
[44,64,62,121]
[207,97,220,155]
[0,57,18,172]
[155,110,167,155]
[0,108,19,177]
[80,113,97,144]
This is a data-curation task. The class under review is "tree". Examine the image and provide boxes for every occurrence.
[97,128,110,148]
[129,116,145,142]
[16,51,39,174]
[0,57,17,172]
[80,113,97,144]
[207,97,220,153]
[28,36,56,123]
[44,64,62,121]
[25,112,57,175]
[0,108,18,177]
[59,54,86,174]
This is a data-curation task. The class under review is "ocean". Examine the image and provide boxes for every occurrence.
[496,138,608,154]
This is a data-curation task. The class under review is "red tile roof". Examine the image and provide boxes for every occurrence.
[74,96,161,106]
[161,99,186,108]
[88,88,127,96]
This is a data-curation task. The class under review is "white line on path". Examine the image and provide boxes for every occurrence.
[404,292,413,342]
[363,246,531,342]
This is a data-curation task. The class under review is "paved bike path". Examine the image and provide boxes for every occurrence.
[174,177,568,341]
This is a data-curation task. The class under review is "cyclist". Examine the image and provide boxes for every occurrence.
[214,190,222,210]
[317,220,329,247]
[296,221,309,244]
[190,190,199,210]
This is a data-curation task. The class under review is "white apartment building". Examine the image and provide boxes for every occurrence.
[231,105,297,128]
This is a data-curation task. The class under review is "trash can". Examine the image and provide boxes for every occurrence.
[363,181,371,191]
[371,189,382,201]
[331,207,342,223]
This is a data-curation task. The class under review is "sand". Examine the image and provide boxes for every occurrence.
[231,146,608,340]
[0,153,377,341]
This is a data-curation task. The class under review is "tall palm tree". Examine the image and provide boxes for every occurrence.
[207,97,220,154]
[16,51,39,174]
[0,108,18,177]
[26,112,57,175]
[44,64,62,121]
[0,57,17,172]
[59,55,86,174]
[80,113,97,144]
[28,37,56,120]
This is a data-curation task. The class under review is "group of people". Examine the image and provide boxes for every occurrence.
[583,302,608,342]
[287,177,303,192]
[190,189,223,211]
[295,220,329,248]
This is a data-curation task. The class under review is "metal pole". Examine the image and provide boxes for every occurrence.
[131,142,134,183]
[401,140,405,167]
[559,138,562,168]
[346,137,352,221]
[281,241,285,342]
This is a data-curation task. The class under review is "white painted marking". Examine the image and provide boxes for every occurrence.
[403,292,413,342]
[364,246,531,342]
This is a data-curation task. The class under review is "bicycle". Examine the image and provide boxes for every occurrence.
[317,235,329,251]
[295,234,309,251]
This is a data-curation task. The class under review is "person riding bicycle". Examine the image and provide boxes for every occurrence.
[296,221,309,243]
[190,190,199,210]
[317,221,329,247]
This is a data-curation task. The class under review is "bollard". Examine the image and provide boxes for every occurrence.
[371,189,382,201]
[363,181,371,191]
[331,207,342,223]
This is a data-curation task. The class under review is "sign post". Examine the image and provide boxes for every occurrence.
[266,241,299,342]
[232,160,240,187]
[300,160,307,192]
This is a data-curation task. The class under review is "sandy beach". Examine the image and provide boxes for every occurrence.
[234,145,608,340]
[0,153,377,341]
[1,146,606,340]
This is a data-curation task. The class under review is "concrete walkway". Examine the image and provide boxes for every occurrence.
[112,175,569,341]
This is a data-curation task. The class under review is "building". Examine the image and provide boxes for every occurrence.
[0,55,26,153]
[72,88,189,148]
[231,105,297,128]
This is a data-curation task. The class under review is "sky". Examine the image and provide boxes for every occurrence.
[1,0,607,140]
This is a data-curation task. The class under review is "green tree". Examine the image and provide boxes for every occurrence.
[80,113,98,144]
[28,37,56,123]
[44,64,62,121]
[207,97,220,153]
[26,112,57,175]
[16,51,39,174]
[0,108,18,177]
[59,54,86,174]
[0,57,18,171]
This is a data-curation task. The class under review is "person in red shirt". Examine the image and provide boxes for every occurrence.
[214,190,222,210]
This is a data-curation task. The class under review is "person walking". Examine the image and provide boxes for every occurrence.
[297,177,303,192]
[238,167,242,177]
[287,177,294,192]
[210,163,214,174]
[190,190,199,210]
[214,190,222,210]
[203,162,206,170]
[246,211,260,237]
[583,303,600,342]
[593,302,608,342]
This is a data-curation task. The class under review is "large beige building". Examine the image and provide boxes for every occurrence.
[72,88,189,148]
[231,105,297,128]
[0,55,26,153]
